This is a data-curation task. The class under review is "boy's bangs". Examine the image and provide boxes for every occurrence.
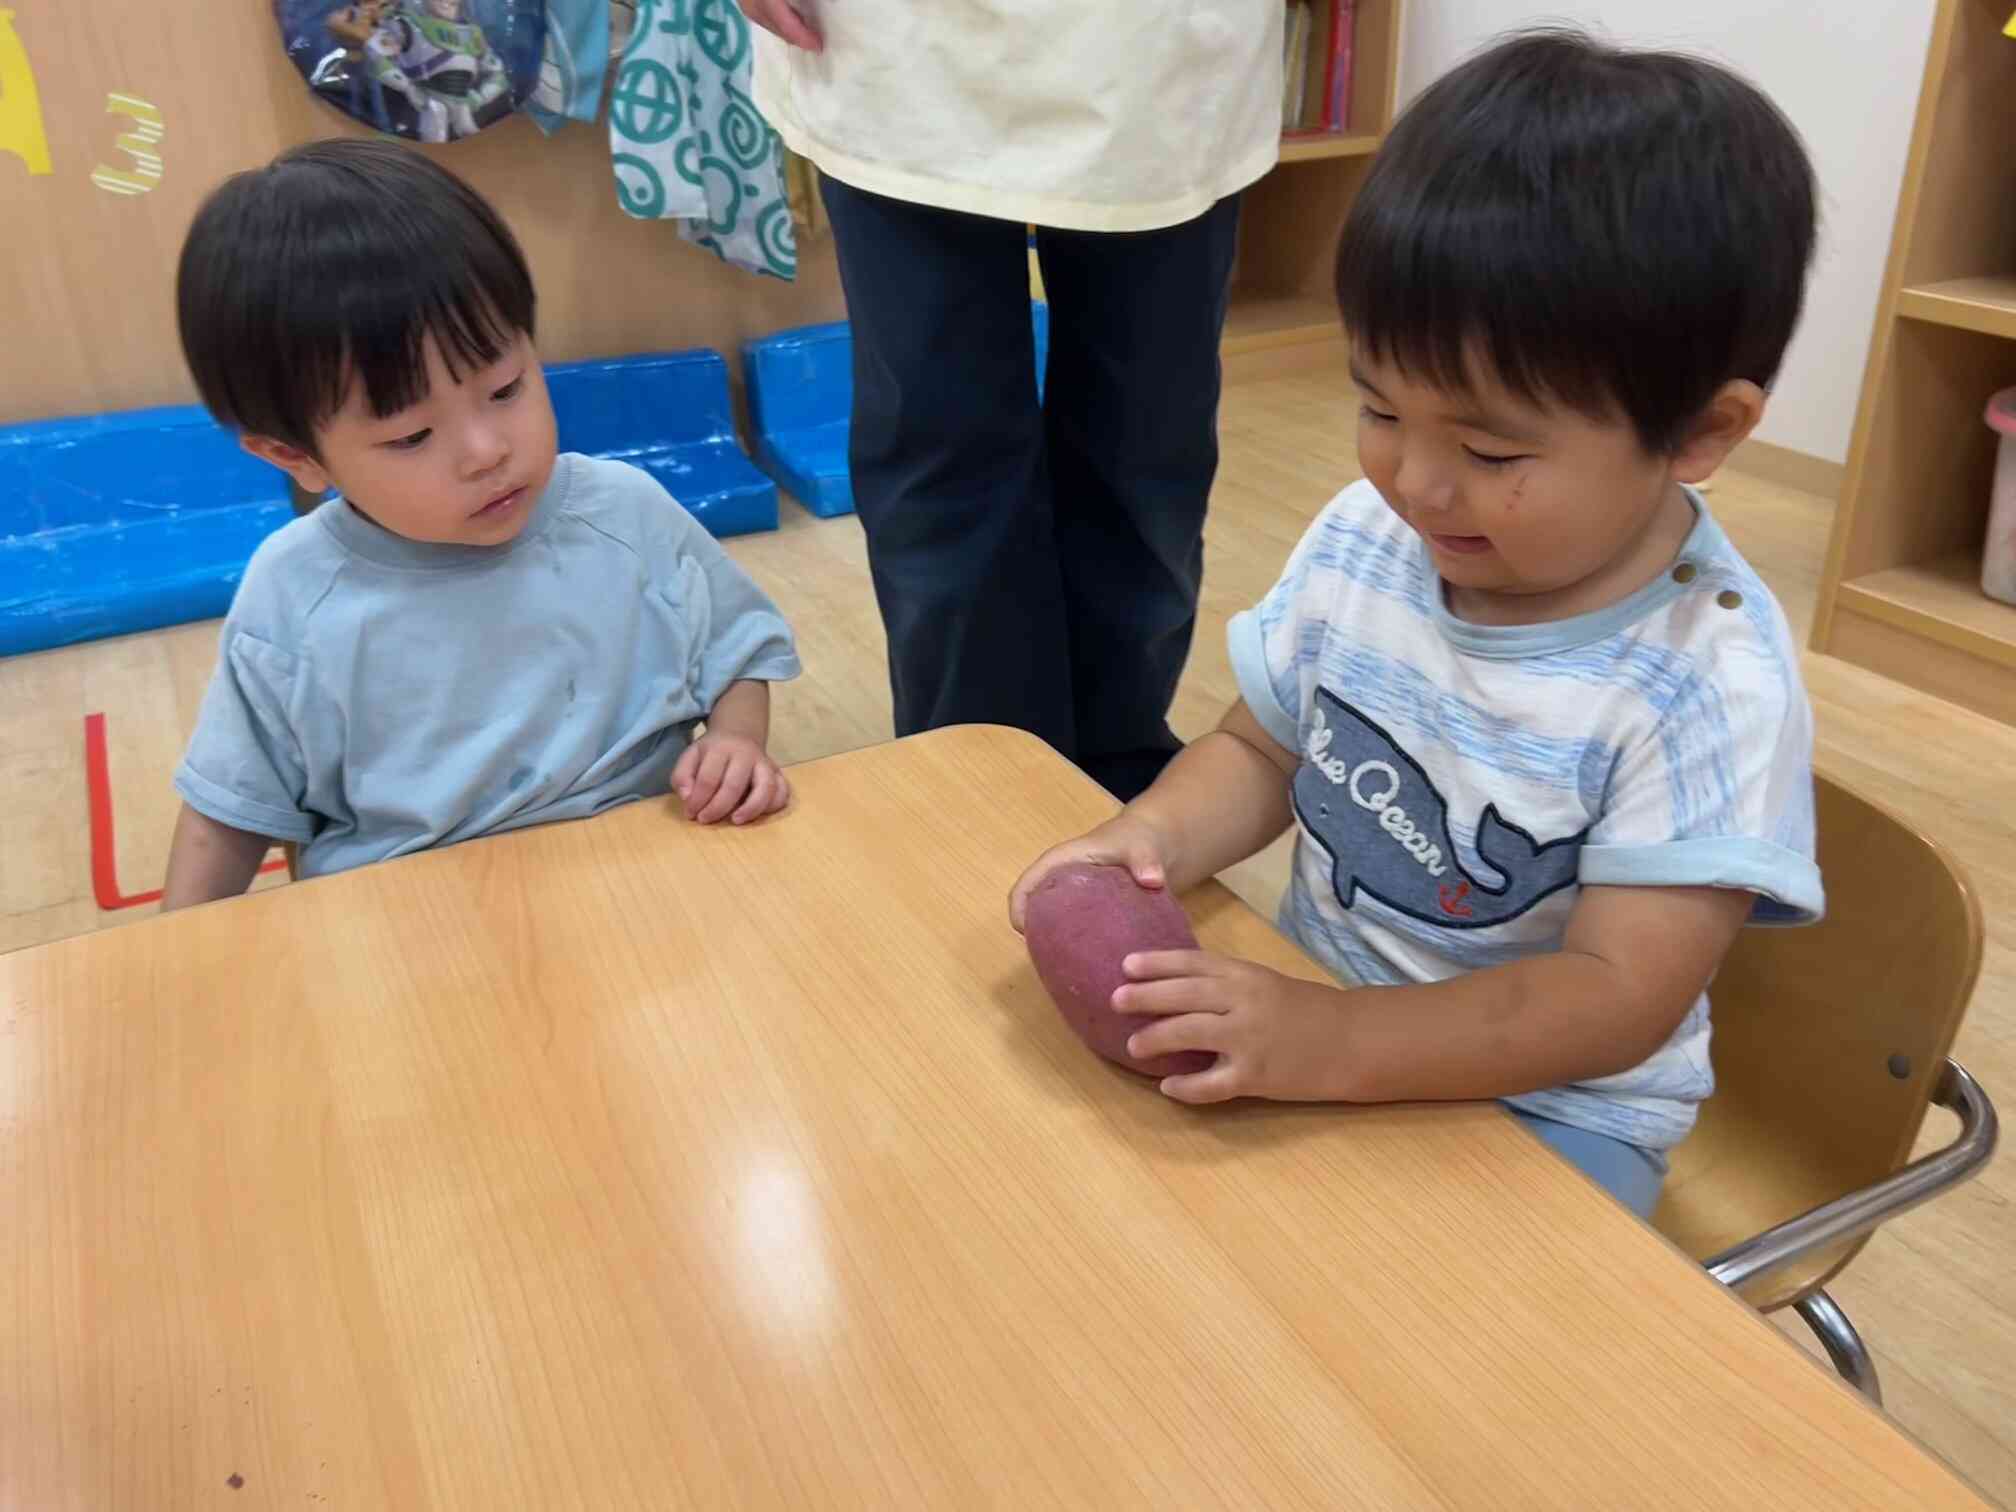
[1331,28,1816,455]
[340,277,522,425]
[1335,179,1631,434]
[176,139,537,454]
[295,201,533,427]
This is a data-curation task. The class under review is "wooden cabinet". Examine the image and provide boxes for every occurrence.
[1813,0,2016,725]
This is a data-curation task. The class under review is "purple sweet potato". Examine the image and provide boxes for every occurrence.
[1024,863,1214,1078]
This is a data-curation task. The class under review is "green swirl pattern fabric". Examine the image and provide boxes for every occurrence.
[608,0,796,280]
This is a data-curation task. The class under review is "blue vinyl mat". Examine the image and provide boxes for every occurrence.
[744,302,1048,519]
[0,349,775,658]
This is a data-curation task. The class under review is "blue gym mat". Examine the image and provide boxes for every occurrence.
[0,349,775,659]
[744,302,1049,519]
[545,350,776,539]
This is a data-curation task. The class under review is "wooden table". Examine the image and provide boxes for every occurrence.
[0,727,1986,1508]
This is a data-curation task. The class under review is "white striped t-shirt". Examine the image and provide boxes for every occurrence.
[1229,480,1824,1152]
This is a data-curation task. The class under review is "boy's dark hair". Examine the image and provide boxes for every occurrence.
[1335,29,1816,454]
[177,138,536,457]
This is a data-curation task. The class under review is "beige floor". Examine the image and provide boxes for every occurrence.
[4,347,2013,1503]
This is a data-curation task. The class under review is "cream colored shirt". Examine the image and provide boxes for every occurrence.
[753,2,1284,232]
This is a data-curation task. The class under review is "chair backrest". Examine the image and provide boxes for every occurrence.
[1654,772,1984,1301]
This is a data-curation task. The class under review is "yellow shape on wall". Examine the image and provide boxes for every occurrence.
[0,7,54,176]
[91,93,164,196]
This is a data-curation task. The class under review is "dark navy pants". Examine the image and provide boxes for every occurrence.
[820,175,1241,801]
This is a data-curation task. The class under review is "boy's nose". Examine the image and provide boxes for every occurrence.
[1392,452,1455,516]
[461,427,509,477]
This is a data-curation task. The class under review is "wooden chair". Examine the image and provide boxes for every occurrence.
[1654,773,1998,1404]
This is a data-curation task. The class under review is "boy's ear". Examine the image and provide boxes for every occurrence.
[240,435,334,496]
[1668,380,1767,485]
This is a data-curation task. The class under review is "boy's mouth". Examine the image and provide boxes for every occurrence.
[471,485,525,520]
[1428,532,1494,556]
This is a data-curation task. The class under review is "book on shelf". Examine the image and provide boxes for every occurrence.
[1283,1,1311,128]
[1283,0,1357,136]
[1324,0,1356,131]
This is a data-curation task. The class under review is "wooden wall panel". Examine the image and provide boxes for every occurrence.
[0,3,845,427]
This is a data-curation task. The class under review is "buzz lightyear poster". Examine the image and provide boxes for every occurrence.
[277,0,545,143]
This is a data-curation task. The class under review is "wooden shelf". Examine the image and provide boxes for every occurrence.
[1222,295,1341,354]
[1812,0,2016,727]
[1835,554,2016,671]
[1896,276,2016,341]
[1217,1,1395,360]
[1278,132,1383,164]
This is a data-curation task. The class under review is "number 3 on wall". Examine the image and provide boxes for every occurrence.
[0,11,163,194]
[90,93,164,195]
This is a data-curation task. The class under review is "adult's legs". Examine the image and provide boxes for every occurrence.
[820,176,1075,757]
[1034,196,1240,800]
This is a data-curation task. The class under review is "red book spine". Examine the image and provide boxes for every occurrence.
[1323,0,1356,131]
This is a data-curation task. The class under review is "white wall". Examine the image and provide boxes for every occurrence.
[1399,3,1937,466]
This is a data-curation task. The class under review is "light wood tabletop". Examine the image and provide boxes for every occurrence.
[0,726,1987,1509]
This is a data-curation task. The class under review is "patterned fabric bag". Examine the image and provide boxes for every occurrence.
[608,0,797,279]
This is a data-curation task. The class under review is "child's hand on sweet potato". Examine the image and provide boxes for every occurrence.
[1008,813,1174,933]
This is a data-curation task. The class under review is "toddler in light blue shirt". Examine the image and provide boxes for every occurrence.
[163,139,799,908]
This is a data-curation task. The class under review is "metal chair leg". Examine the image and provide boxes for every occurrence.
[1795,1289,1882,1406]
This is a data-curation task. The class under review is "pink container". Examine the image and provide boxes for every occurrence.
[1986,388,2016,607]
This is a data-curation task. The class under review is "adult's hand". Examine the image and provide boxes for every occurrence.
[738,0,822,51]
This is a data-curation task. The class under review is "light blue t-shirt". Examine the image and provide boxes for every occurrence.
[175,452,800,879]
[1229,481,1824,1153]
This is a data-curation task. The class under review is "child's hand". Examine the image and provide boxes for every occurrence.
[1008,813,1173,934]
[1112,951,1352,1104]
[672,732,791,825]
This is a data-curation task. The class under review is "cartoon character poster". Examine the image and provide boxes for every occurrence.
[276,0,545,143]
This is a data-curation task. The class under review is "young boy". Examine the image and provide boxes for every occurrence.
[162,139,799,909]
[1010,30,1824,1218]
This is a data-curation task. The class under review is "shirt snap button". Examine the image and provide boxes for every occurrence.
[1672,562,1698,584]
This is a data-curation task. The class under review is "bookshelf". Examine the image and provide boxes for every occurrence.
[1224,0,1402,355]
[1276,131,1384,165]
[1812,0,2016,725]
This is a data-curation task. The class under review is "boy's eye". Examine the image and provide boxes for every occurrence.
[1358,404,1397,425]
[492,375,524,402]
[1464,446,1530,469]
[384,428,432,451]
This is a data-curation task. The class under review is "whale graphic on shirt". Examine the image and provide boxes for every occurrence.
[1290,687,1588,929]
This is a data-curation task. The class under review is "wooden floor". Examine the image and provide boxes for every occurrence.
[4,346,2014,1503]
